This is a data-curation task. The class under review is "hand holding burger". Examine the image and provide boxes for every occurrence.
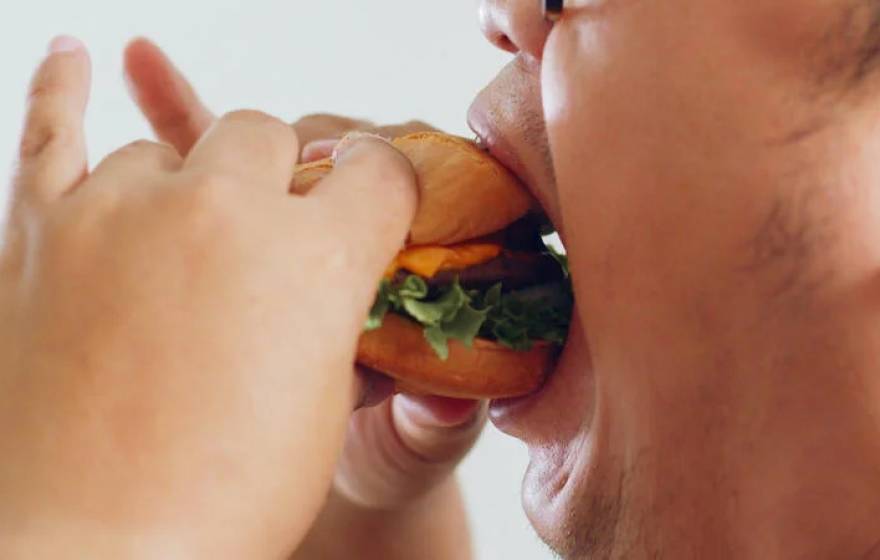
[296,132,574,399]
[122,38,562,560]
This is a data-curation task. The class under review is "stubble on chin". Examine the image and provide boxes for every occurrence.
[548,466,627,560]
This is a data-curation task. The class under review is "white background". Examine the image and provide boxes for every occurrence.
[0,1,554,558]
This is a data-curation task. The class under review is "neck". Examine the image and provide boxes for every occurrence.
[603,112,880,558]
[618,315,880,559]
[728,363,880,558]
[723,109,880,558]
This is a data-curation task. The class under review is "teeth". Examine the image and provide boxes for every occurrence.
[474,135,490,152]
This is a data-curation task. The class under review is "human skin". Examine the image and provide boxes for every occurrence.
[122,38,482,560]
[0,37,420,558]
[115,3,880,557]
[473,0,880,558]
[8,0,880,557]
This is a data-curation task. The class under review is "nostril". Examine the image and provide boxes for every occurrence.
[496,33,517,54]
[478,2,521,55]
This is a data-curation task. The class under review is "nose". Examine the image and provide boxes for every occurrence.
[479,0,553,60]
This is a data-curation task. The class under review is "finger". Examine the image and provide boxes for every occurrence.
[309,133,418,276]
[292,113,373,148]
[334,395,485,509]
[299,121,438,163]
[124,38,215,155]
[300,138,339,163]
[391,395,485,464]
[89,139,182,185]
[15,36,91,204]
[369,120,438,138]
[184,110,299,191]
[352,366,396,410]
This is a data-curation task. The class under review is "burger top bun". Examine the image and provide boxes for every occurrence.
[293,132,536,246]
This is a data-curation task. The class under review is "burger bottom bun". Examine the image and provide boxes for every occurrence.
[357,313,556,399]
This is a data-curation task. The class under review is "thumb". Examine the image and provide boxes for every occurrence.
[392,395,486,463]
[334,395,485,510]
[309,133,418,300]
[123,38,214,155]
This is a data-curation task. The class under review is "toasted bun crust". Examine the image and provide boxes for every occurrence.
[357,313,555,399]
[293,132,536,246]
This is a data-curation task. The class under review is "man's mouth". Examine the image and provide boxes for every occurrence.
[466,115,573,421]
[488,375,555,430]
[467,115,535,202]
[466,105,562,242]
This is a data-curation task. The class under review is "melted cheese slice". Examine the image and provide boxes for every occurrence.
[386,243,502,279]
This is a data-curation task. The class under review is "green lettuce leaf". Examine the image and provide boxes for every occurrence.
[402,280,468,325]
[478,281,574,351]
[364,276,492,359]
[397,275,429,299]
[437,302,489,348]
[423,326,452,360]
[364,241,574,360]
[365,280,391,331]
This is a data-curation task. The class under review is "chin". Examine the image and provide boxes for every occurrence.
[523,428,624,559]
[522,438,584,546]
[489,319,620,557]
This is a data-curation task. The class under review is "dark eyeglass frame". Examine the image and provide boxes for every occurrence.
[543,0,564,23]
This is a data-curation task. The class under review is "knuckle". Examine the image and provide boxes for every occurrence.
[27,80,65,107]
[96,140,179,173]
[130,139,177,159]
[225,110,297,142]
[224,109,284,129]
[401,120,435,133]
[221,111,299,169]
[296,112,345,124]
[295,113,367,131]
[294,113,335,126]
[18,121,77,159]
[123,138,157,152]
[111,139,160,159]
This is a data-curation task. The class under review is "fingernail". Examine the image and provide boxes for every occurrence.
[48,35,84,54]
[332,132,392,164]
[301,138,341,163]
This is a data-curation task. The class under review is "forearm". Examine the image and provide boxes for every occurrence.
[291,476,473,560]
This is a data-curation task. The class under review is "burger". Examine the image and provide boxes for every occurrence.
[293,132,573,399]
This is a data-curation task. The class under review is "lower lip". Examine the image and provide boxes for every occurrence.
[486,143,532,193]
[488,383,547,430]
[468,118,532,192]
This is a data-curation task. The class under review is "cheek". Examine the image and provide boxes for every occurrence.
[737,0,856,68]
[539,4,801,298]
[541,21,590,246]
[538,8,756,361]
[541,16,646,305]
